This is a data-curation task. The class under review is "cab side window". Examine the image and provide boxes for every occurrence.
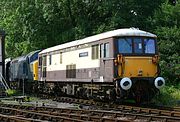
[92,44,99,59]
[49,55,52,65]
[60,52,62,64]
[100,43,110,58]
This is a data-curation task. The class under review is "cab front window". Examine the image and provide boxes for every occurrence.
[118,38,132,53]
[144,39,155,54]
[117,37,156,54]
[134,38,143,53]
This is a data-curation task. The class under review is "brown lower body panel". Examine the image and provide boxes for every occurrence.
[39,67,114,83]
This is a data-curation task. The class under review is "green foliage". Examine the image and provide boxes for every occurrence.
[153,85,180,106]
[5,89,16,96]
[0,0,163,58]
[157,27,180,84]
[149,1,180,84]
[152,2,180,28]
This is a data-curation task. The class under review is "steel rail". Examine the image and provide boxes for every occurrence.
[1,104,180,122]
[35,106,180,122]
[0,113,33,122]
[54,97,180,114]
[0,106,86,122]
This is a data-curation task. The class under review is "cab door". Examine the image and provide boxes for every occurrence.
[38,55,47,81]
[99,38,114,82]
[42,55,47,79]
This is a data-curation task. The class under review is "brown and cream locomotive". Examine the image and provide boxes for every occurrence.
[36,28,165,103]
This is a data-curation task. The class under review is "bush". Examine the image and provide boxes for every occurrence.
[153,85,180,106]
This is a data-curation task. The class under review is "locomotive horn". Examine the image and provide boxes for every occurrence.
[120,77,132,90]
[154,77,165,89]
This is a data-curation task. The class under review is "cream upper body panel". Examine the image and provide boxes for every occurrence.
[46,47,100,71]
[39,28,156,55]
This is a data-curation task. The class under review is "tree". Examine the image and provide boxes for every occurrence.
[0,0,164,58]
[149,1,180,84]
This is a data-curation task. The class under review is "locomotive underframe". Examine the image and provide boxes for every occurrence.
[32,77,159,103]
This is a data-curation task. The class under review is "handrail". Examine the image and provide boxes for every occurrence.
[0,73,10,90]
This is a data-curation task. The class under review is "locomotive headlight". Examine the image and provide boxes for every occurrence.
[154,77,165,89]
[152,55,159,64]
[120,77,132,90]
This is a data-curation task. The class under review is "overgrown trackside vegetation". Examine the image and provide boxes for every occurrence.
[0,0,179,104]
[153,85,180,106]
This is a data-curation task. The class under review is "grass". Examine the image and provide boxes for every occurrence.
[5,89,16,96]
[152,85,180,107]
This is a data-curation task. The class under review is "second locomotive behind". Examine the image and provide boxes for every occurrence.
[6,50,40,91]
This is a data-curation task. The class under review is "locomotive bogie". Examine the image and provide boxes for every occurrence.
[42,82,115,100]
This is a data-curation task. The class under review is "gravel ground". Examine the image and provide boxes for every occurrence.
[0,96,80,109]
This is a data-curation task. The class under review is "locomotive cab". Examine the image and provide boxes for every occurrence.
[114,37,165,102]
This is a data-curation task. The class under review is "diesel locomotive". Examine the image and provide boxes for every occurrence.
[6,28,165,103]
[6,50,40,91]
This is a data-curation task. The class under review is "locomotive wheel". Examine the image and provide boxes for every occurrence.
[135,94,142,104]
[109,89,116,101]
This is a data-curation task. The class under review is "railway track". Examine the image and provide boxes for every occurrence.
[0,103,180,122]
[53,96,180,112]
[0,105,84,122]
[39,94,180,112]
